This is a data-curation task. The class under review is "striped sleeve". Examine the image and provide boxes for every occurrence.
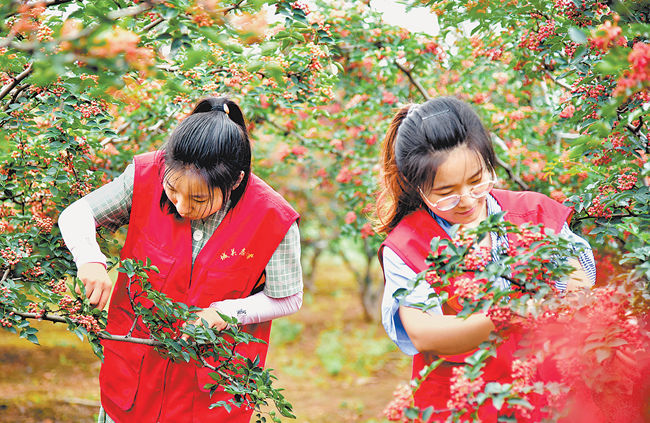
[555,222,597,291]
[83,163,135,232]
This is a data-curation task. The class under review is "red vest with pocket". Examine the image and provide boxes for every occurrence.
[100,151,299,423]
[380,189,571,421]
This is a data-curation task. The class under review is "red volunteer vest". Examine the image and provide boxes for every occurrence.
[99,152,299,423]
[380,189,571,421]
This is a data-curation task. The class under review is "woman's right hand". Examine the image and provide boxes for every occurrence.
[77,262,113,310]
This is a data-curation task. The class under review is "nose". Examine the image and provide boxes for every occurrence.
[456,191,475,208]
[174,197,192,216]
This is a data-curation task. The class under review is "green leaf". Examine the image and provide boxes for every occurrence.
[492,394,505,410]
[404,407,420,419]
[595,347,612,363]
[569,27,587,44]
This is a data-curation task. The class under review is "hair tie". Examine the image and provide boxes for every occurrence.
[211,103,230,114]
[405,104,419,120]
[422,109,451,120]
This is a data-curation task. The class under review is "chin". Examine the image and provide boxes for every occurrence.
[453,204,485,226]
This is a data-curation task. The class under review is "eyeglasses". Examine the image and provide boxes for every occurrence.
[419,179,497,212]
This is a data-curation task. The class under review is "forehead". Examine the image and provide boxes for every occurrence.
[432,145,485,189]
[165,170,210,193]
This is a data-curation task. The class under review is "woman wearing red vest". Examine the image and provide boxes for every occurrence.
[375,96,595,422]
[58,97,302,423]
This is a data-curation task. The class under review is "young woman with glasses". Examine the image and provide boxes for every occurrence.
[375,96,595,421]
[58,97,302,423]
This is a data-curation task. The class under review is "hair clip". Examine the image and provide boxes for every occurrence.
[422,109,451,120]
[211,103,230,114]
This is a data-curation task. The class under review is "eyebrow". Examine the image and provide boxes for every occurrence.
[432,169,483,191]
[165,180,210,199]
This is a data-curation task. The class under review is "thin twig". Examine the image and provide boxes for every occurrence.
[5,0,75,19]
[199,354,218,371]
[545,70,572,91]
[261,115,311,145]
[1,268,10,283]
[141,17,165,34]
[217,0,247,14]
[495,155,529,191]
[8,309,165,346]
[106,2,154,20]
[1,25,96,51]
[100,117,167,146]
[0,63,33,102]
[4,2,154,51]
[625,116,644,136]
[3,83,29,112]
[99,121,130,146]
[572,211,639,223]
[395,60,431,101]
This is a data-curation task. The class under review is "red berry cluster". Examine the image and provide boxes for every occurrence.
[452,231,475,249]
[360,222,374,239]
[33,215,53,233]
[487,305,513,332]
[76,314,101,334]
[57,295,101,333]
[27,302,44,319]
[617,172,638,191]
[1,285,11,301]
[514,228,546,250]
[48,278,67,295]
[447,366,485,412]
[383,384,414,422]
[1,240,33,266]
[507,358,538,419]
[58,295,81,314]
[463,245,491,271]
[518,20,556,52]
[425,269,443,286]
[454,275,482,299]
[22,262,44,279]
[291,1,310,14]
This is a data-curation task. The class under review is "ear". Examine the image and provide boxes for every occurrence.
[233,171,245,189]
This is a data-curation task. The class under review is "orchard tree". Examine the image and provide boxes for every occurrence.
[0,0,337,419]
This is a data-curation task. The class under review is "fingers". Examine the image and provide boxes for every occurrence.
[77,262,113,310]
[180,309,228,341]
[97,287,112,311]
[180,317,201,342]
[83,275,112,309]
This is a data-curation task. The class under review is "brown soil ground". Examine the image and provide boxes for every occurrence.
[0,257,412,423]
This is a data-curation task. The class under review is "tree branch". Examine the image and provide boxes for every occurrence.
[100,118,169,146]
[395,60,431,101]
[572,211,639,224]
[5,0,75,19]
[260,115,311,145]
[0,63,33,103]
[2,83,29,111]
[106,2,155,20]
[3,2,155,51]
[141,17,166,34]
[8,309,171,346]
[545,70,572,91]
[495,155,530,191]
[1,24,97,52]
[218,0,247,14]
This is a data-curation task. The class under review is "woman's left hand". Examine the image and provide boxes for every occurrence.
[181,308,228,341]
